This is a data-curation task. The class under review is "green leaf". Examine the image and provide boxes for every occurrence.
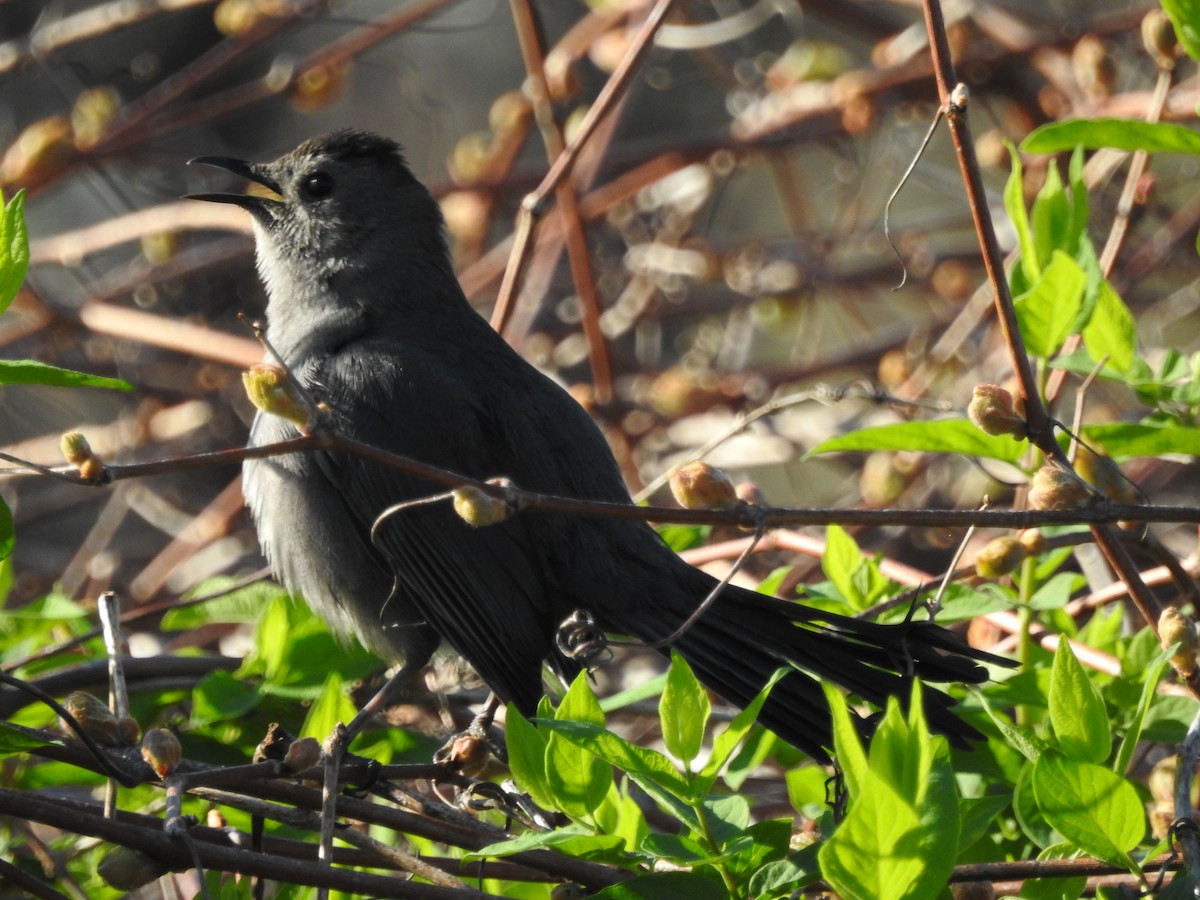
[808,419,1028,464]
[1019,842,1089,900]
[818,686,959,900]
[591,871,730,899]
[300,671,357,741]
[0,190,28,314]
[1112,645,1172,776]
[0,720,60,756]
[503,705,555,811]
[1031,160,1069,273]
[536,718,697,828]
[695,667,786,795]
[1023,119,1200,155]
[191,670,263,727]
[0,495,12,562]
[977,689,1049,763]
[1049,639,1110,764]
[0,360,132,391]
[1174,0,1200,62]
[546,672,613,819]
[822,524,865,609]
[660,652,710,768]
[1013,250,1087,358]
[160,579,291,630]
[1066,146,1089,252]
[1032,751,1145,868]
[746,847,821,896]
[1081,422,1200,458]
[469,823,626,861]
[1005,145,1040,284]
[1082,280,1136,373]
[958,794,1014,853]
[824,683,867,796]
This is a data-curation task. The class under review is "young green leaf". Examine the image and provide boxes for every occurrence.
[0,190,28,315]
[818,686,959,900]
[1023,118,1200,154]
[1004,145,1039,286]
[694,666,786,795]
[1112,645,1172,776]
[807,419,1028,464]
[660,651,710,768]
[1032,751,1144,868]
[1031,160,1069,274]
[1167,0,1200,61]
[504,705,555,812]
[299,671,356,741]
[0,497,12,563]
[0,360,132,391]
[546,671,613,819]
[1049,639,1110,763]
[1013,250,1087,358]
[1082,280,1136,373]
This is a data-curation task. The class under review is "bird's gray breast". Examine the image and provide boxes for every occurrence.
[243,412,421,661]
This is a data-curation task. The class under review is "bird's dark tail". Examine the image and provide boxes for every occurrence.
[637,570,1010,761]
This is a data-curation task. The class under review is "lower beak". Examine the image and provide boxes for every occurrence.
[185,156,283,209]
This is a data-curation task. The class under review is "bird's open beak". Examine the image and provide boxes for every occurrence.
[185,156,283,210]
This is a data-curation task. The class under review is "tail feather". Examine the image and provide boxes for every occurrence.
[645,580,1008,761]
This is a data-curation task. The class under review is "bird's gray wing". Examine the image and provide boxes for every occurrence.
[309,342,574,711]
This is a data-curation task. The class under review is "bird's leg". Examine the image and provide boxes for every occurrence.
[434,692,504,775]
[316,661,425,871]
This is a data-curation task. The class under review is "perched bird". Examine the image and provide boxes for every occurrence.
[189,129,1007,761]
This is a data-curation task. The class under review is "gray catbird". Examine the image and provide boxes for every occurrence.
[189,129,1008,760]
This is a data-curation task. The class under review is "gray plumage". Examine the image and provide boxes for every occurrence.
[189,130,1008,760]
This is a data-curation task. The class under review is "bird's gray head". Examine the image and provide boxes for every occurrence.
[189,130,451,293]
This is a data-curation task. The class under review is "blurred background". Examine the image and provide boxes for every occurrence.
[0,0,1196,641]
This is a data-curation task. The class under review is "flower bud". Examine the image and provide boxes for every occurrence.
[967,384,1026,439]
[242,364,309,427]
[1160,607,1198,679]
[141,727,182,778]
[974,536,1027,579]
[1027,465,1092,511]
[282,736,321,774]
[61,691,119,746]
[670,460,738,510]
[98,846,170,890]
[453,485,510,527]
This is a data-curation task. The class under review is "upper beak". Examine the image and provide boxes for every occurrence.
[185,156,283,209]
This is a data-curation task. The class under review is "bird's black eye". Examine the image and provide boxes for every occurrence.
[301,170,335,199]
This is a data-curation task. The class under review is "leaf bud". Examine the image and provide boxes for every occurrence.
[1142,9,1179,70]
[1160,607,1198,679]
[1026,465,1092,511]
[141,727,182,778]
[974,536,1028,579]
[1017,529,1045,555]
[281,736,321,774]
[61,691,119,746]
[453,484,511,527]
[967,384,1026,439]
[242,364,309,428]
[670,460,738,510]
